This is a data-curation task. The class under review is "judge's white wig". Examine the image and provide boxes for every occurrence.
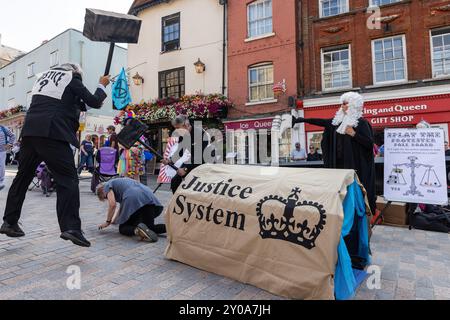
[332,92,365,135]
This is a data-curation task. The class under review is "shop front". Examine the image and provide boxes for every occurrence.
[224,117,275,165]
[301,93,450,152]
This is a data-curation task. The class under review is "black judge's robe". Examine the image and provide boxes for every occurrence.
[294,116,376,269]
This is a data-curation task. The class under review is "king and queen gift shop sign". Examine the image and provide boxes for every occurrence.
[384,128,448,205]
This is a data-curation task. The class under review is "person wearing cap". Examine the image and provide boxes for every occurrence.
[0,63,110,247]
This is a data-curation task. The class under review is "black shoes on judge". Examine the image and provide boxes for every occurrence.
[0,222,25,238]
[60,230,91,247]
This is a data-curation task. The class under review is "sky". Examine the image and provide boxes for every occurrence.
[0,0,132,52]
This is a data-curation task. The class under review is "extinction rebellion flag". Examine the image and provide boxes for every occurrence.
[112,67,132,110]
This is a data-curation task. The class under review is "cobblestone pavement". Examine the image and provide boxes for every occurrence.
[0,167,449,300]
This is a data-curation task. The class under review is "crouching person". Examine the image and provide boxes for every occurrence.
[96,178,166,242]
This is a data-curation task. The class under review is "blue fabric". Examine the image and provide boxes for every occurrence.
[112,68,132,110]
[144,150,154,161]
[353,269,369,288]
[334,181,370,300]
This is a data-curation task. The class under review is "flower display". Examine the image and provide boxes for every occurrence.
[114,93,232,125]
[0,106,25,120]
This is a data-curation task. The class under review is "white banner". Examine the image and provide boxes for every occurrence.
[384,128,448,205]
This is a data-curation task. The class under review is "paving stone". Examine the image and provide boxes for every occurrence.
[0,169,448,300]
[416,276,433,288]
[415,287,434,300]
[399,269,416,280]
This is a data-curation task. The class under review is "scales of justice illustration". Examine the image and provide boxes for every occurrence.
[387,156,442,197]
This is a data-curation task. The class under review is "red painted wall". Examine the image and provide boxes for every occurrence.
[227,0,299,119]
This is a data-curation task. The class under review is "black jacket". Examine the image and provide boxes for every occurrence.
[175,123,210,175]
[294,117,376,213]
[21,68,107,148]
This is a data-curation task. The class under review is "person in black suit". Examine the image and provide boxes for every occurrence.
[0,63,110,247]
[162,115,210,194]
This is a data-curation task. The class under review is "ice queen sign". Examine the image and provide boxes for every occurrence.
[384,128,448,205]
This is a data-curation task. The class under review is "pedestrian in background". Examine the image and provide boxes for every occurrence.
[78,134,95,175]
[307,145,322,162]
[0,126,16,190]
[291,143,307,161]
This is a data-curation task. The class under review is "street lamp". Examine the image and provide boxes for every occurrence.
[132,72,144,86]
[194,58,206,74]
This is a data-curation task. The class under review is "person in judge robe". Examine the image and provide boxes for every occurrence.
[292,92,375,269]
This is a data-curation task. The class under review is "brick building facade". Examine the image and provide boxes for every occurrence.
[296,0,450,153]
[225,0,300,164]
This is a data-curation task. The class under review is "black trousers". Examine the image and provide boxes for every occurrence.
[119,205,166,237]
[170,175,183,194]
[4,137,81,232]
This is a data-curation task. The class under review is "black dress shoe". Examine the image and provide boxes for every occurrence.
[60,230,91,247]
[0,222,25,238]
[135,223,158,243]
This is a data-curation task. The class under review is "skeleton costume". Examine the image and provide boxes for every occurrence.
[293,92,376,269]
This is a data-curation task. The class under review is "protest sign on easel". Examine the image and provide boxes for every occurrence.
[384,128,448,205]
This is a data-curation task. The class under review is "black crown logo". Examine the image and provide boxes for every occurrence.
[256,188,327,250]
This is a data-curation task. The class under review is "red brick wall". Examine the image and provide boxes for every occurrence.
[227,0,299,119]
[301,0,450,96]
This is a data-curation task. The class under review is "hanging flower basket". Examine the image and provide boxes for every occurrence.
[0,105,25,121]
[114,93,233,125]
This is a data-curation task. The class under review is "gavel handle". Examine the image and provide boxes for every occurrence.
[138,138,179,171]
[104,43,115,76]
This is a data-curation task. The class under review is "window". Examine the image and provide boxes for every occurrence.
[370,0,402,6]
[431,28,450,78]
[279,128,292,163]
[247,0,273,38]
[27,63,35,78]
[159,67,185,99]
[7,99,15,109]
[50,50,59,67]
[162,13,180,52]
[248,64,274,102]
[372,35,407,84]
[8,72,16,87]
[307,132,324,154]
[321,46,352,90]
[1,78,4,87]
[320,0,348,18]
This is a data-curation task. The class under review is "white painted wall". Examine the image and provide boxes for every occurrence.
[128,0,226,102]
[0,29,127,118]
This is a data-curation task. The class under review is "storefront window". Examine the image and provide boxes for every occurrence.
[257,130,271,164]
[279,128,292,163]
[307,132,324,155]
[234,131,248,164]
[161,128,171,155]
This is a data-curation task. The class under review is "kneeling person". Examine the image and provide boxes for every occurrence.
[96,178,166,242]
